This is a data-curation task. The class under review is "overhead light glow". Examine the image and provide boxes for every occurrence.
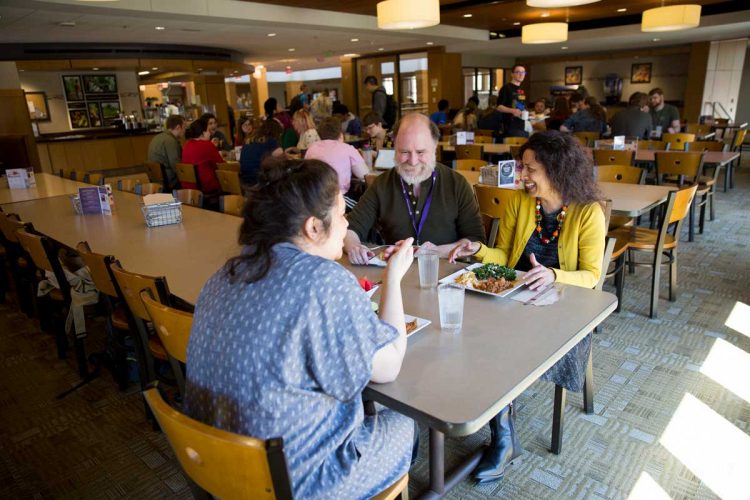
[92,67,99,70]
[513,21,521,25]
[155,26,166,30]
[351,38,359,42]
[151,67,158,71]
[527,0,600,6]
[267,33,276,37]
[288,48,295,52]
[617,8,627,12]
[463,13,473,18]
[138,70,150,75]
[642,4,701,32]
[343,53,360,57]
[426,41,434,45]
[378,47,385,51]
[377,0,440,30]
[522,22,568,44]
[541,12,550,18]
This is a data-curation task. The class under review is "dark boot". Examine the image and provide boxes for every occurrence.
[473,404,523,483]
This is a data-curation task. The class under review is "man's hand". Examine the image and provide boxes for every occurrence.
[345,243,374,265]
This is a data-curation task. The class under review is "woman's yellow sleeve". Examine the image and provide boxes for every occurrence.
[553,203,605,288]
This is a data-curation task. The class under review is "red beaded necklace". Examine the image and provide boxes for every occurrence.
[535,198,568,245]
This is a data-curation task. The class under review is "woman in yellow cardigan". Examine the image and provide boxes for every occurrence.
[449,130,605,484]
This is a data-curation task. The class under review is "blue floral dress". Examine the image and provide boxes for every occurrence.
[185,243,413,499]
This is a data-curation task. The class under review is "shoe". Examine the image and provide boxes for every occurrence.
[473,404,523,484]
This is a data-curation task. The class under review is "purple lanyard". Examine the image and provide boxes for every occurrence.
[399,171,437,245]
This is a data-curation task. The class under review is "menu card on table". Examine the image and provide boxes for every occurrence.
[6,168,36,189]
[78,186,112,215]
[480,160,518,188]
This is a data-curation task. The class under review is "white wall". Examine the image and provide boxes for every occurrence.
[702,38,748,120]
[0,62,21,88]
[19,70,142,134]
[527,53,690,104]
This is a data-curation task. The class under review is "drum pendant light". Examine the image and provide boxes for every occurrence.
[377,0,440,30]
[522,22,568,44]
[642,4,701,32]
[527,0,599,7]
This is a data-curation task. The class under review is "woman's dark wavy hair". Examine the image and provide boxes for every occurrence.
[224,158,340,284]
[185,116,209,140]
[519,130,600,205]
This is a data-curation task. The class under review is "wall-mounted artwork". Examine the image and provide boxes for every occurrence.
[69,109,90,129]
[25,91,50,121]
[62,75,84,101]
[565,66,583,86]
[87,102,103,127]
[100,101,122,120]
[83,74,118,94]
[631,63,652,84]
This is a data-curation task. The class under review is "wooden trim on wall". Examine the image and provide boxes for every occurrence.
[16,60,73,72]
[520,45,691,65]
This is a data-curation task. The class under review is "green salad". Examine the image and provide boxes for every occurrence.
[473,263,517,281]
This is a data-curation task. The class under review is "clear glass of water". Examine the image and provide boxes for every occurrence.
[417,249,439,288]
[438,283,465,334]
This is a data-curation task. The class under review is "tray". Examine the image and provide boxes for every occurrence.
[439,263,527,298]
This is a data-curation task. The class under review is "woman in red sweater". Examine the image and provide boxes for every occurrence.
[181,117,224,196]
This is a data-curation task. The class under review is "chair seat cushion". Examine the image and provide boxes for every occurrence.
[111,304,130,330]
[698,176,715,186]
[611,234,629,259]
[148,336,169,361]
[608,215,633,231]
[608,226,677,251]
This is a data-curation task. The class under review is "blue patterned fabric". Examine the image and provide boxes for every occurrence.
[185,243,413,499]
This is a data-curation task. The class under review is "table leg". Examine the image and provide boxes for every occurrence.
[551,385,566,454]
[418,428,484,499]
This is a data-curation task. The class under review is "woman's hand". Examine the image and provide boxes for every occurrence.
[448,239,480,263]
[525,253,556,290]
[345,243,374,265]
[385,238,415,283]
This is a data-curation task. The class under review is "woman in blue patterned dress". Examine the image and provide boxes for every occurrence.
[185,158,416,499]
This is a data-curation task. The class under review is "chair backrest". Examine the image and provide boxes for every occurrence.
[662,133,696,151]
[0,212,25,243]
[509,145,522,159]
[455,144,483,160]
[473,135,493,144]
[473,184,516,247]
[222,161,241,173]
[72,170,87,182]
[216,169,242,195]
[58,168,68,179]
[685,141,726,152]
[599,199,612,235]
[503,136,527,146]
[16,228,71,299]
[454,159,487,172]
[143,386,292,500]
[593,149,634,166]
[686,123,711,136]
[637,139,667,151]
[136,183,164,195]
[597,165,644,184]
[118,178,141,193]
[76,241,118,298]
[176,163,198,185]
[574,131,600,147]
[140,291,192,364]
[86,173,104,185]
[654,151,703,184]
[220,195,245,216]
[668,184,699,225]
[732,128,747,150]
[173,189,204,208]
[144,161,164,182]
[110,261,170,322]
[474,129,493,137]
[595,237,617,292]
[456,170,481,186]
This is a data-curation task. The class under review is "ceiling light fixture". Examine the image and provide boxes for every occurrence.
[426,41,434,45]
[561,46,568,49]
[641,4,701,32]
[138,70,150,75]
[155,26,166,30]
[92,67,99,71]
[378,47,385,51]
[617,8,627,12]
[377,0,440,30]
[463,13,473,18]
[351,38,359,42]
[527,0,599,6]
[541,12,550,18]
[652,38,661,42]
[58,21,76,27]
[267,33,276,37]
[343,53,360,57]
[522,22,568,44]
[513,21,521,26]
[151,67,158,71]
[288,48,295,52]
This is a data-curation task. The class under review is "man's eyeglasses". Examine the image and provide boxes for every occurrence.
[513,71,526,74]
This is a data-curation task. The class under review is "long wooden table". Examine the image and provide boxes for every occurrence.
[599,182,675,217]
[439,142,511,155]
[0,173,88,205]
[352,259,617,498]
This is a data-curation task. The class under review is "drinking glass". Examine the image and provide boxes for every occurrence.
[417,249,439,288]
[438,283,465,333]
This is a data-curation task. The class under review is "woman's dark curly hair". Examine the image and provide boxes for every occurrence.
[224,158,340,283]
[519,130,600,205]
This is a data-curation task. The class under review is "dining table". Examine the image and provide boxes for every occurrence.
[438,142,511,155]
[598,182,675,218]
[0,173,88,205]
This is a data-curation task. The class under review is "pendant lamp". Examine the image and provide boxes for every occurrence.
[527,0,599,7]
[641,4,701,32]
[522,22,568,44]
[377,0,440,30]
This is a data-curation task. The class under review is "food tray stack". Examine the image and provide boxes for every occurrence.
[141,201,182,227]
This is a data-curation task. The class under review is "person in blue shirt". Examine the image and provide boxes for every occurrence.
[186,158,416,499]
[430,99,450,126]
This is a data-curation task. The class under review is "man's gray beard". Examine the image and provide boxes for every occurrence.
[396,161,436,185]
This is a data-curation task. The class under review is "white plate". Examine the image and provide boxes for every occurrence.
[439,263,527,298]
[365,284,380,298]
[405,314,431,337]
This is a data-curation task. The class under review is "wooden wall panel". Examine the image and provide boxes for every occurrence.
[70,59,135,70]
[684,42,711,123]
[46,143,68,173]
[0,88,41,170]
[340,58,356,111]
[428,51,463,115]
[63,142,86,170]
[36,144,52,173]
[130,135,152,164]
[16,60,72,71]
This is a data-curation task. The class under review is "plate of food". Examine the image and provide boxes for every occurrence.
[440,263,527,298]
[405,314,430,337]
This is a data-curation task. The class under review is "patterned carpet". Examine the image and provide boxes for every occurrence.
[1,158,748,499]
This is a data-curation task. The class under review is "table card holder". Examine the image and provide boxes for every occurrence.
[78,186,112,215]
[450,131,475,145]
[594,138,638,152]
[498,159,516,187]
[104,184,115,207]
[6,168,36,189]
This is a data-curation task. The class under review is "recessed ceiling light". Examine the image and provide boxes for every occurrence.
[288,48,295,52]
[58,21,76,27]
[92,67,99,71]
[155,26,166,30]
[378,47,385,51]
[463,13,473,18]
[541,12,550,18]
[499,34,506,38]
[426,41,434,45]
[343,53,360,57]
[350,38,359,42]
[561,46,568,49]
[267,33,276,37]
[513,21,521,26]
[151,67,158,71]
[652,38,661,42]
[197,68,203,71]
[617,8,627,12]
[138,70,150,75]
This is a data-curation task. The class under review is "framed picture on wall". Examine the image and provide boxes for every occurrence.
[69,109,90,129]
[82,74,118,95]
[62,75,85,101]
[25,91,50,121]
[100,101,122,121]
[564,66,583,86]
[87,102,103,127]
[631,63,652,84]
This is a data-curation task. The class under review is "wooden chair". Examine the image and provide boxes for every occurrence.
[220,195,245,216]
[593,149,634,166]
[58,168,69,179]
[474,129,494,137]
[654,152,708,241]
[72,170,87,182]
[216,169,242,195]
[503,136,527,146]
[724,127,747,191]
[143,386,408,500]
[456,170,481,186]
[136,183,164,195]
[173,189,204,208]
[597,165,644,184]
[455,144,483,160]
[223,161,241,172]
[118,178,141,193]
[144,161,164,183]
[454,159,487,172]
[85,173,104,185]
[637,139,667,151]
[176,162,200,189]
[76,241,131,390]
[686,141,725,153]
[686,123,711,137]
[141,292,192,395]
[573,131,600,147]
[473,135,493,144]
[473,184,515,247]
[435,143,443,163]
[687,140,727,213]
[509,145,522,160]
[609,185,697,318]
[662,133,695,151]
